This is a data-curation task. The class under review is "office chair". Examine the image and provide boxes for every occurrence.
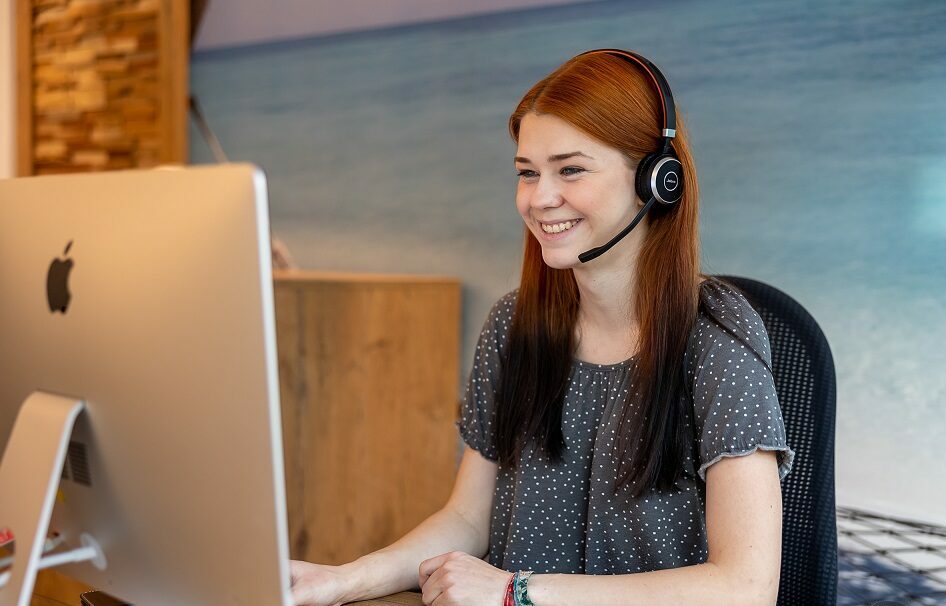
[716,275,839,606]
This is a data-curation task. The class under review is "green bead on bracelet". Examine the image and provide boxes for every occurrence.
[513,570,535,606]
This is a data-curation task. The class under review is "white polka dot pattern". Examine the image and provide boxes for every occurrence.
[454,281,795,574]
[690,283,795,483]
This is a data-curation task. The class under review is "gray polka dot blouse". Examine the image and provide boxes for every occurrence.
[455,279,795,574]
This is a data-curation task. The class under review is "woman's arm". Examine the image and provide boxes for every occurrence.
[336,445,498,602]
[525,450,783,606]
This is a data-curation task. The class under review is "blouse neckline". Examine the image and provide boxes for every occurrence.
[565,280,718,373]
[571,354,638,372]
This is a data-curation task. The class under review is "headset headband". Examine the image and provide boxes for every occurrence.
[574,48,685,262]
[577,48,677,143]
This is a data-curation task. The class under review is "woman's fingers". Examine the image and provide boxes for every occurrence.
[420,564,446,605]
[418,551,462,588]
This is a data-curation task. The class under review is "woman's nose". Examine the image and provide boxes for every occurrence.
[530,174,564,209]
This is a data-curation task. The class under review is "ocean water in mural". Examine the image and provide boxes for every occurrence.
[190,0,946,522]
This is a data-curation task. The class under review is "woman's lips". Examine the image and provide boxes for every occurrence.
[537,218,583,240]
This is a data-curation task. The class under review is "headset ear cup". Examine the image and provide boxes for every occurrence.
[652,155,684,204]
[634,153,659,202]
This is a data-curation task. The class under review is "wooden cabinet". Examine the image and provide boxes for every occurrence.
[274,270,462,565]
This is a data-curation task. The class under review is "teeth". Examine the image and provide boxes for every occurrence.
[541,220,580,234]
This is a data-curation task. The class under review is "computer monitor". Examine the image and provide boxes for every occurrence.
[0,164,292,605]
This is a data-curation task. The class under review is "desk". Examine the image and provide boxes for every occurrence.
[74,589,426,606]
[30,570,423,606]
[349,592,423,605]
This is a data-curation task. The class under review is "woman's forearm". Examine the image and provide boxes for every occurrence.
[337,505,487,602]
[527,561,775,606]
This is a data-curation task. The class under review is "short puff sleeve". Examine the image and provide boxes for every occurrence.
[454,290,517,462]
[688,282,795,482]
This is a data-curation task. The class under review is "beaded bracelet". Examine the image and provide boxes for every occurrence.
[513,570,535,606]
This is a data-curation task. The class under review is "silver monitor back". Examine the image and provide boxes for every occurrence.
[0,163,292,605]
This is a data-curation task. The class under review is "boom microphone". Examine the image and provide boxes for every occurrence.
[577,197,656,263]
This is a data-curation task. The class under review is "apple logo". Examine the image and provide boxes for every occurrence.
[47,240,74,314]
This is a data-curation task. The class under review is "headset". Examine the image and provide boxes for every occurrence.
[575,48,684,264]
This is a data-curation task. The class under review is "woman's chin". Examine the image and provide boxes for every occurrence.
[541,248,580,270]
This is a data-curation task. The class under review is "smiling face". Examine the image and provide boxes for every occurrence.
[515,112,644,270]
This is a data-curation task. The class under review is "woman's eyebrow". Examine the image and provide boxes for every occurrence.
[514,151,595,164]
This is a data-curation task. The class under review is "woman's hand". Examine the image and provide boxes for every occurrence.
[289,559,355,606]
[418,551,512,606]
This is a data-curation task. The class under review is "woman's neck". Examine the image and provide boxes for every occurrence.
[571,258,641,366]
[573,269,637,333]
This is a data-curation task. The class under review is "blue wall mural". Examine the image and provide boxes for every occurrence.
[189,0,946,523]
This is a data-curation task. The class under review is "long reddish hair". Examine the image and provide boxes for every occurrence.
[496,51,705,497]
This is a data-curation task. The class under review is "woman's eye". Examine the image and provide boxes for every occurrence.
[516,167,585,180]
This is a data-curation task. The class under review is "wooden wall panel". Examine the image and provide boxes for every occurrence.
[158,0,186,164]
[16,0,32,176]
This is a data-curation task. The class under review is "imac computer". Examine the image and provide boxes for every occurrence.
[0,164,293,605]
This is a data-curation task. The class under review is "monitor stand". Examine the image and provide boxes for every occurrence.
[0,392,88,606]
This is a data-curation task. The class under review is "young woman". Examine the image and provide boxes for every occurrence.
[290,49,794,606]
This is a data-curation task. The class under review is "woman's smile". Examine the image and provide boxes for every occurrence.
[537,217,584,240]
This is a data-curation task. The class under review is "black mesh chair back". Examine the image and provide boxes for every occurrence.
[716,275,838,605]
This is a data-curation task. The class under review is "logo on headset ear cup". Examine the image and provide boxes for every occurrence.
[651,156,683,204]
